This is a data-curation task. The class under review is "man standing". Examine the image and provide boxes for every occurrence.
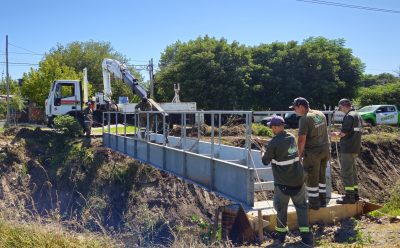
[83,101,94,137]
[331,98,362,204]
[291,97,330,210]
[261,116,313,246]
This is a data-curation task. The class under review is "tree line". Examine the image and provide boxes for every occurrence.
[1,36,399,112]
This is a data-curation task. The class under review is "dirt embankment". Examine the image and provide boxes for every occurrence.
[1,126,400,247]
[0,127,229,245]
[330,135,400,202]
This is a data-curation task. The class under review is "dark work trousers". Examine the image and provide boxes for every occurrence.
[303,149,329,208]
[339,153,358,192]
[273,184,310,237]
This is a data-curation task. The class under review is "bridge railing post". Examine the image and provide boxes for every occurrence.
[211,113,215,159]
[123,113,126,137]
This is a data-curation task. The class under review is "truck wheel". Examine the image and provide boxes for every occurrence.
[365,119,375,126]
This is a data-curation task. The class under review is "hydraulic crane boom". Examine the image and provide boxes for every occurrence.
[102,58,164,112]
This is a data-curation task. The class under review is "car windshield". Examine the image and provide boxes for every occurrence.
[358,106,380,113]
[284,113,294,118]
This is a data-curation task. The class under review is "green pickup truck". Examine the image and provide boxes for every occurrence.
[358,105,400,126]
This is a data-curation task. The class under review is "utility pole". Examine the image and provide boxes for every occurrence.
[5,35,10,127]
[149,58,154,98]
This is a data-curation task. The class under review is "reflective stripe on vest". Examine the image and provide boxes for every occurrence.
[271,157,300,166]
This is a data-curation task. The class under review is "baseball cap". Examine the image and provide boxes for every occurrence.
[338,98,351,106]
[268,115,285,127]
[289,97,309,109]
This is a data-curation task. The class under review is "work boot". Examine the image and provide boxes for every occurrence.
[300,232,314,247]
[319,193,327,208]
[270,231,286,245]
[354,188,360,201]
[336,191,356,204]
[308,197,320,210]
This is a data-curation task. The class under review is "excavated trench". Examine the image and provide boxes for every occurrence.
[0,126,399,246]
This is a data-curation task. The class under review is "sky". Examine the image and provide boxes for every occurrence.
[0,0,399,80]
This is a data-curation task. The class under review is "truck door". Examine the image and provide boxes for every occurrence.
[376,106,397,125]
[52,82,81,116]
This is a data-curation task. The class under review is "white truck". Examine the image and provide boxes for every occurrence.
[45,58,196,127]
[358,105,400,126]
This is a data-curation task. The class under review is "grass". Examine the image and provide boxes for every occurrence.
[362,132,399,144]
[93,125,137,135]
[370,181,400,217]
[0,219,115,248]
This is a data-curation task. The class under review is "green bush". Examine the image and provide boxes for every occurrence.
[53,115,82,137]
[252,123,273,137]
[371,181,400,217]
[355,82,400,108]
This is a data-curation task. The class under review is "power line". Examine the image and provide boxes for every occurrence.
[0,51,44,56]
[296,0,400,14]
[0,62,38,66]
[8,42,43,55]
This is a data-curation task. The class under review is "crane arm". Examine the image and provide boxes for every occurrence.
[101,58,164,112]
[102,58,147,101]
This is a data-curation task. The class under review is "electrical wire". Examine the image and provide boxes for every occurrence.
[8,42,43,55]
[296,0,400,14]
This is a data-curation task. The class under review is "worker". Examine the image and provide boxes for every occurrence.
[261,115,313,246]
[135,97,154,137]
[83,101,94,137]
[290,97,330,210]
[331,98,362,204]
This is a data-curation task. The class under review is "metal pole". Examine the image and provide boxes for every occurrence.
[124,113,126,137]
[162,113,166,146]
[183,112,187,150]
[211,113,215,159]
[245,113,252,168]
[115,112,118,135]
[102,112,104,134]
[5,35,10,127]
[149,58,154,99]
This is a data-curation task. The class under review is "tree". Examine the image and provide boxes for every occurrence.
[249,37,364,110]
[156,36,364,110]
[155,36,252,109]
[360,73,398,87]
[44,41,143,103]
[355,82,400,108]
[21,58,80,107]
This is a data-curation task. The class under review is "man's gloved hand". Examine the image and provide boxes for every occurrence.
[260,147,266,157]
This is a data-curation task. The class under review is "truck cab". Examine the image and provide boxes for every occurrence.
[45,80,82,125]
[359,104,400,126]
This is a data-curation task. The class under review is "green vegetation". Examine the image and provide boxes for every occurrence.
[156,36,363,110]
[53,115,83,137]
[362,126,400,145]
[252,123,273,137]
[21,41,143,106]
[0,219,114,248]
[190,214,221,244]
[21,57,80,107]
[346,218,373,245]
[0,79,26,120]
[371,181,400,217]
[355,82,400,108]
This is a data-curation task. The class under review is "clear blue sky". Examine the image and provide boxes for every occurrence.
[0,0,399,80]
